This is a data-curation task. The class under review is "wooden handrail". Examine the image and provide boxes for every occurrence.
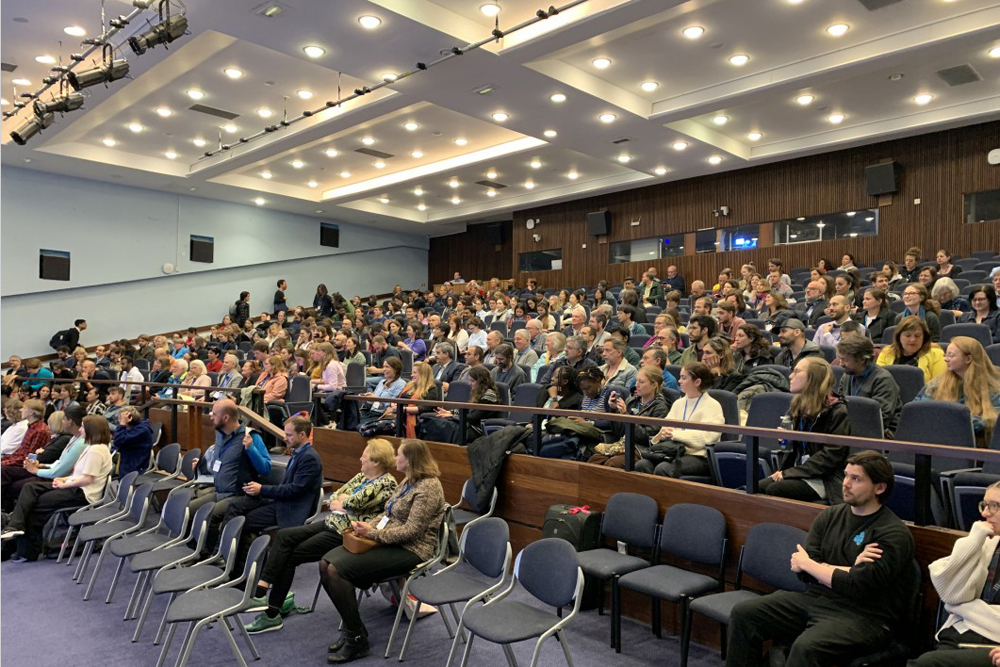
[143,397,286,441]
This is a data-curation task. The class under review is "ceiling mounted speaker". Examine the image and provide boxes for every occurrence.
[988,149,1000,165]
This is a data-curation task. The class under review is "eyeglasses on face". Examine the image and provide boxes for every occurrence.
[979,500,1000,515]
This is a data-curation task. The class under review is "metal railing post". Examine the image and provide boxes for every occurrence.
[457,408,468,447]
[914,454,932,526]
[395,405,405,438]
[746,435,760,494]
[532,414,544,455]
[624,423,635,472]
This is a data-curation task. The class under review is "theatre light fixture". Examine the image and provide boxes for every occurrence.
[128,2,188,55]
[10,111,55,145]
[34,93,84,115]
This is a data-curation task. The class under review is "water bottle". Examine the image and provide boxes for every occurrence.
[777,415,793,449]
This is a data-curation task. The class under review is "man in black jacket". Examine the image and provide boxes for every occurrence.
[431,342,464,384]
[794,281,830,327]
[727,451,915,667]
[836,337,902,437]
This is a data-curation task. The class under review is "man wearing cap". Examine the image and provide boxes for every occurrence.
[774,318,823,368]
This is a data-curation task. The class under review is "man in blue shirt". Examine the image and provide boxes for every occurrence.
[190,399,271,551]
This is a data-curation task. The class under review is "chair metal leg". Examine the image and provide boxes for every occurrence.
[105,556,127,603]
[220,617,250,667]
[83,543,110,600]
[154,593,177,645]
[307,578,323,613]
[611,578,620,652]
[67,533,83,567]
[125,570,146,618]
[384,579,411,659]
[234,614,261,660]
[458,634,475,667]
[58,525,75,562]
[445,619,463,667]
[679,598,691,667]
[174,621,202,667]
[652,597,662,639]
[133,582,156,642]
[440,603,456,638]
[557,631,575,667]
[155,621,178,667]
[719,622,728,660]
[502,643,519,667]
[74,540,94,582]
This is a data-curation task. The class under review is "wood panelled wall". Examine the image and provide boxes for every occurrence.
[429,121,1000,288]
[428,220,513,285]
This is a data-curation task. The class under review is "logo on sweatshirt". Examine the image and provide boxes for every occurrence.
[852,531,866,547]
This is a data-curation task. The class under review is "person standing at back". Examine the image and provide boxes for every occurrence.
[274,279,288,313]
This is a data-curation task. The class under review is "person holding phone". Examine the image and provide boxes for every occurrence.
[111,407,155,478]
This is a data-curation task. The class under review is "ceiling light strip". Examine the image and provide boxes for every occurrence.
[199,0,592,159]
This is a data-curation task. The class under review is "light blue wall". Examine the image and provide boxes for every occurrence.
[1,167,429,357]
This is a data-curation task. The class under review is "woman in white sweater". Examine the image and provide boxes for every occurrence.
[635,362,724,478]
[909,481,1000,666]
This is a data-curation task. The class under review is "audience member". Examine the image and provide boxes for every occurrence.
[590,367,669,468]
[876,316,947,382]
[836,337,902,438]
[731,323,773,369]
[813,295,861,348]
[915,336,1000,443]
[399,361,440,438]
[853,287,895,344]
[512,329,539,367]
[936,248,961,278]
[490,343,526,390]
[679,315,717,365]
[111,406,155,477]
[702,336,746,393]
[774,319,823,368]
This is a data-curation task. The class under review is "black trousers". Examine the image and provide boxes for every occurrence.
[260,522,343,612]
[726,590,891,667]
[8,480,86,560]
[222,496,274,570]
[1,467,42,513]
[635,454,710,478]
[907,626,995,667]
[759,477,821,502]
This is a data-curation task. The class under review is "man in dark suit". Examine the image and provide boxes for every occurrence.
[55,319,87,352]
[431,342,464,384]
[794,280,830,327]
[224,415,323,568]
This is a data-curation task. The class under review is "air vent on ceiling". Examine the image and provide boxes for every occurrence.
[1,62,17,72]
[856,0,905,10]
[475,180,507,189]
[354,147,394,159]
[188,104,240,120]
[612,137,632,145]
[254,1,290,17]
[936,64,982,87]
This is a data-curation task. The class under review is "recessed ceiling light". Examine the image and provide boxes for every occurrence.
[796,94,814,106]
[64,25,86,37]
[291,159,304,169]
[296,89,313,99]
[324,148,339,158]
[641,81,659,92]
[222,123,238,134]
[491,111,509,121]
[0,98,9,106]
[224,67,243,79]
[550,93,567,103]
[728,54,750,66]
[712,115,729,125]
[260,171,272,179]
[616,154,631,164]
[888,73,904,81]
[826,23,849,36]
[454,137,468,146]
[413,187,424,196]
[164,151,178,159]
[449,179,460,188]
[379,195,390,203]
[403,121,419,131]
[708,155,723,165]
[543,129,557,138]
[747,131,762,141]
[654,166,667,176]
[381,73,398,83]
[303,45,326,58]
[480,2,501,16]
[256,107,272,118]
[989,46,1000,58]
[101,138,117,147]
[592,57,612,69]
[155,107,172,117]
[913,93,934,105]
[451,196,462,204]
[786,0,804,4]
[797,217,806,221]
[599,113,617,123]
[486,188,497,197]
[12,78,31,86]
[567,171,579,180]
[410,150,424,158]
[523,181,535,189]
[254,197,266,206]
[308,180,319,188]
[682,26,705,39]
[417,203,427,211]
[486,170,497,179]
[127,122,144,133]
[358,15,382,29]
[828,113,845,124]
[361,136,375,145]
[672,141,689,151]
[373,160,386,169]
[340,171,351,178]
[865,216,874,222]
[187,89,205,100]
[193,138,207,147]
[35,55,56,64]
[529,159,542,169]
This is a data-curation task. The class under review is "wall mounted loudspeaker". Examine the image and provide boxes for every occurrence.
[190,235,215,263]
[320,222,340,248]
[587,210,611,236]
[865,161,900,197]
[39,249,71,281]
[485,224,504,245]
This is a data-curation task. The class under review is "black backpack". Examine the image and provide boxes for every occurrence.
[49,329,71,350]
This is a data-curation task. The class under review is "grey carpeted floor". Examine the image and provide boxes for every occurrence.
[0,552,726,667]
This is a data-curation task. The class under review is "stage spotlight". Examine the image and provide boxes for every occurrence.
[128,14,188,55]
[11,112,55,145]
[34,93,84,115]
[68,58,129,90]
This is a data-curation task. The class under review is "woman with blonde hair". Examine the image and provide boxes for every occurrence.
[915,336,1000,444]
[877,315,947,382]
[243,439,398,635]
[319,439,446,661]
[399,361,440,438]
[760,356,851,503]
[257,355,289,404]
[179,359,212,400]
